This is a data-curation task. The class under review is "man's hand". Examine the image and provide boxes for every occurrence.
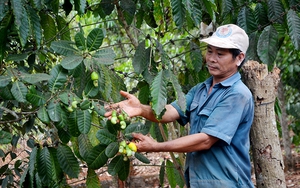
[104,90,142,119]
[132,133,158,152]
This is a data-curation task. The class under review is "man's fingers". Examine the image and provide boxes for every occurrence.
[132,133,144,141]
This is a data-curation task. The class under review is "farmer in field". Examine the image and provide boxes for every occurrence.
[105,24,254,188]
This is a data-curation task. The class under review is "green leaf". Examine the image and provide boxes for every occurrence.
[86,144,108,169]
[92,101,106,116]
[37,106,50,124]
[201,0,217,22]
[50,41,78,56]
[27,4,42,48]
[37,147,55,185]
[237,6,257,34]
[56,15,71,41]
[47,99,62,122]
[105,142,119,158]
[87,28,105,52]
[68,111,81,137]
[11,0,29,46]
[171,0,186,29]
[170,72,186,112]
[61,55,83,70]
[74,0,86,15]
[39,12,57,45]
[57,144,79,178]
[120,0,136,25]
[254,3,269,27]
[100,0,115,15]
[287,9,300,50]
[0,0,9,21]
[185,0,202,27]
[48,65,68,93]
[159,160,165,186]
[220,0,233,17]
[77,109,92,134]
[189,41,202,72]
[28,147,38,187]
[108,155,123,176]
[117,156,130,180]
[166,160,176,188]
[0,12,12,63]
[96,129,117,145]
[246,32,260,62]
[0,76,11,87]
[78,134,93,159]
[257,25,279,68]
[0,130,12,144]
[75,32,86,51]
[124,122,151,140]
[27,86,46,106]
[6,53,28,61]
[11,81,28,102]
[267,0,284,24]
[134,152,150,164]
[150,70,168,118]
[132,40,150,74]
[22,73,52,84]
[86,168,101,188]
[92,48,116,65]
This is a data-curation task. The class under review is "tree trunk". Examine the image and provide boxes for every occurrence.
[241,60,286,188]
[278,80,294,171]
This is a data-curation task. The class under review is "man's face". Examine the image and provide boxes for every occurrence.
[205,45,242,82]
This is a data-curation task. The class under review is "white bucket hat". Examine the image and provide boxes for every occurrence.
[200,24,249,54]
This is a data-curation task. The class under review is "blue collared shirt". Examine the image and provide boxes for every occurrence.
[171,72,254,188]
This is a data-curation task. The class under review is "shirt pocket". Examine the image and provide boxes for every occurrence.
[197,108,213,131]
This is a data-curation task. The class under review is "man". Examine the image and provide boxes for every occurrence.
[105,24,254,188]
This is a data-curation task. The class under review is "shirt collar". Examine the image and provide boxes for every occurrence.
[204,72,241,87]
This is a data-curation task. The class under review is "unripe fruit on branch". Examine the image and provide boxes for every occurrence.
[91,71,99,80]
[128,142,137,152]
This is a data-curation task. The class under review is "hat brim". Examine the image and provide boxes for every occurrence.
[200,37,242,52]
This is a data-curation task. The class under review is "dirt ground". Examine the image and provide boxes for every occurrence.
[1,145,300,188]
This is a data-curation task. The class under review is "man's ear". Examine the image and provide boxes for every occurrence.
[236,53,245,66]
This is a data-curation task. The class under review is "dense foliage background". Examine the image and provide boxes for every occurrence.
[0,0,300,187]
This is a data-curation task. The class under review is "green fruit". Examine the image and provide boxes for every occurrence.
[120,140,126,147]
[126,149,132,157]
[123,156,128,161]
[120,121,126,129]
[71,101,78,108]
[111,116,118,124]
[93,80,98,87]
[112,110,117,117]
[118,114,124,121]
[91,71,99,80]
[67,106,73,112]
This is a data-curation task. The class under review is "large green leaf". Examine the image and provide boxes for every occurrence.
[254,2,269,27]
[257,25,279,68]
[11,0,29,46]
[132,40,150,74]
[150,70,168,119]
[120,0,136,25]
[134,152,150,164]
[68,111,81,137]
[28,146,38,187]
[201,0,217,22]
[124,122,151,140]
[287,9,300,50]
[86,144,108,169]
[48,65,68,93]
[166,160,176,188]
[0,0,9,21]
[87,28,104,52]
[100,0,115,15]
[171,0,186,29]
[11,81,28,102]
[267,0,284,24]
[185,0,202,27]
[220,0,233,17]
[37,106,50,124]
[78,134,93,160]
[50,41,78,56]
[237,6,257,34]
[57,144,79,178]
[74,0,86,15]
[0,12,12,63]
[246,32,260,62]
[56,15,71,41]
[39,12,57,45]
[108,155,126,176]
[61,55,83,70]
[92,48,116,65]
[117,156,130,181]
[77,109,92,134]
[22,73,52,84]
[86,168,101,188]
[105,142,119,158]
[27,4,42,48]
[27,86,46,106]
[75,32,86,51]
[47,99,62,122]
[0,130,12,144]
[0,76,11,87]
[189,41,202,72]
[159,160,165,186]
[170,72,186,112]
[37,147,55,185]
[96,129,117,145]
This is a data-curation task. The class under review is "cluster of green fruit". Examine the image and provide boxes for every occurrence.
[110,110,128,129]
[66,99,91,112]
[91,71,99,87]
[119,140,137,161]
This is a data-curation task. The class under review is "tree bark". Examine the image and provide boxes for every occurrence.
[241,60,286,188]
[278,80,294,171]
